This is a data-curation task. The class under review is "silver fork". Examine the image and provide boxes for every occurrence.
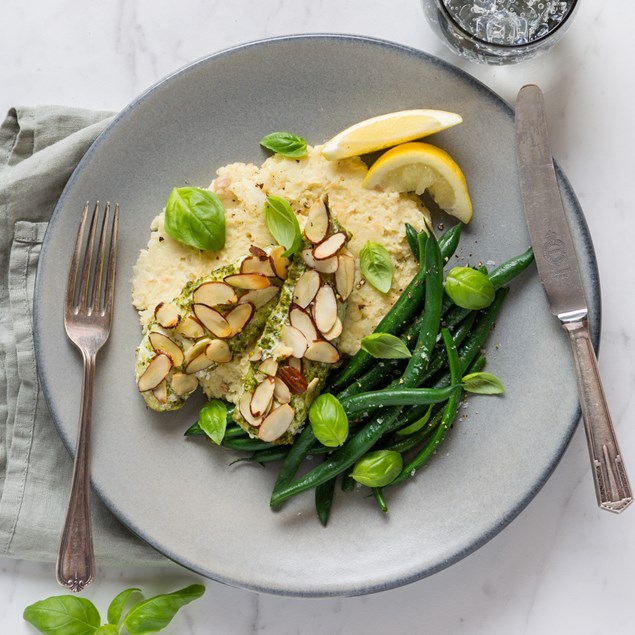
[57,201,119,592]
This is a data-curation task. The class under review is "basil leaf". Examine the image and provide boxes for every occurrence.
[164,186,226,252]
[95,626,119,635]
[462,371,505,395]
[23,595,101,635]
[122,584,205,635]
[396,404,433,436]
[263,195,302,257]
[359,241,393,293]
[350,450,403,488]
[107,587,141,626]
[445,267,494,310]
[309,394,349,447]
[197,400,228,445]
[360,333,411,359]
[260,131,308,158]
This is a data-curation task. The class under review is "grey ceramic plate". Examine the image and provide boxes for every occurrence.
[34,35,599,597]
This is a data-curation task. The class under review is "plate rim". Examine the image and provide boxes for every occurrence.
[34,33,601,597]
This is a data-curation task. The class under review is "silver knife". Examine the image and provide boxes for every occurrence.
[515,84,632,513]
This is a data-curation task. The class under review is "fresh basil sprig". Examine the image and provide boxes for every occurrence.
[350,450,403,487]
[164,186,226,252]
[359,241,393,294]
[196,399,227,445]
[309,393,349,447]
[462,371,505,394]
[263,195,302,257]
[260,131,308,158]
[360,333,411,359]
[23,584,205,635]
[444,267,494,310]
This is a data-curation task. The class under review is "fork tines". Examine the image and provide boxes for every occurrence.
[66,201,119,318]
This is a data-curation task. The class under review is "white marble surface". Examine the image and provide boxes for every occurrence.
[2,1,635,633]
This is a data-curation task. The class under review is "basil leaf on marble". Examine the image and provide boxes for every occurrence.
[23,595,101,635]
[122,584,206,634]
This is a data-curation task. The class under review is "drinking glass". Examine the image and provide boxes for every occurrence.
[422,0,579,64]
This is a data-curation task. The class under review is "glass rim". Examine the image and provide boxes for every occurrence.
[437,0,580,51]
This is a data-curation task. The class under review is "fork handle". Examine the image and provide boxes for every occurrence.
[563,318,632,513]
[56,351,96,592]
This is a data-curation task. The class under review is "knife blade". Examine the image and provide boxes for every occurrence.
[515,84,631,513]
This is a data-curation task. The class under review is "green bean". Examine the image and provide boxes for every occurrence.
[341,471,356,492]
[315,474,337,526]
[340,385,460,418]
[372,487,388,513]
[270,424,317,507]
[221,437,277,452]
[231,446,291,465]
[400,229,444,384]
[489,247,534,289]
[466,353,487,374]
[405,223,425,262]
[328,224,462,392]
[391,328,463,486]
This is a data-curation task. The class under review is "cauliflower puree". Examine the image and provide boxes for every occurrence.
[132,145,430,402]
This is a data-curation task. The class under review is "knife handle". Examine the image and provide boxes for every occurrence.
[563,318,632,513]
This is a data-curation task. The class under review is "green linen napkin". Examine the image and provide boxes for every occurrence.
[0,106,165,565]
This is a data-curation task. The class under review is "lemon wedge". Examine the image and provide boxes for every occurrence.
[321,109,463,161]
[362,142,473,223]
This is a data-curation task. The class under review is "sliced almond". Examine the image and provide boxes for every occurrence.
[259,357,279,376]
[258,403,295,442]
[154,302,181,329]
[192,281,237,307]
[240,255,276,278]
[183,338,213,366]
[249,348,263,362]
[148,331,185,367]
[292,269,321,308]
[273,377,292,404]
[305,376,320,400]
[239,392,262,427]
[312,285,338,334]
[288,357,302,372]
[138,353,172,392]
[303,197,330,244]
[224,273,271,290]
[277,364,308,394]
[304,340,341,364]
[206,339,232,363]
[177,315,206,339]
[301,249,339,274]
[171,372,198,396]
[270,245,290,280]
[238,286,279,309]
[313,232,348,260]
[250,377,276,417]
[152,380,168,404]
[289,306,318,343]
[335,254,355,301]
[250,245,269,259]
[280,324,308,358]
[225,303,254,336]
[322,317,343,341]
[192,304,232,338]
[185,352,214,374]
